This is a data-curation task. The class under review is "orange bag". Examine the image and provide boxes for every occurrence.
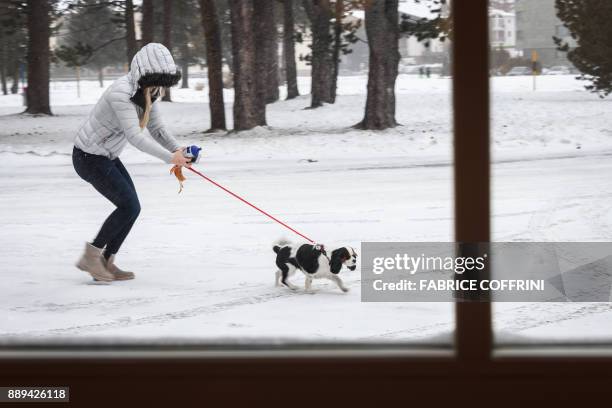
[170,165,186,193]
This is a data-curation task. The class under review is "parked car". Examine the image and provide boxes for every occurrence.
[506,66,532,76]
[546,65,571,75]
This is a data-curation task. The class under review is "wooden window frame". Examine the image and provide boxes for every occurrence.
[1,1,611,405]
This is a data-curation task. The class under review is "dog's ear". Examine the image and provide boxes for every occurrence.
[330,249,343,274]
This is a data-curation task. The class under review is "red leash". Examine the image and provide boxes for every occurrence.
[186,166,316,244]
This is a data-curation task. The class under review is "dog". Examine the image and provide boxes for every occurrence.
[272,242,358,293]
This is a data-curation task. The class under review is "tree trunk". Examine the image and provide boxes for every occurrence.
[98,68,104,88]
[11,63,19,94]
[75,66,81,99]
[162,0,172,101]
[254,0,279,104]
[230,0,262,130]
[1,68,6,96]
[330,0,343,103]
[180,42,189,89]
[356,0,399,130]
[307,0,334,108]
[279,29,286,83]
[253,0,268,116]
[125,0,137,64]
[181,57,189,88]
[265,3,279,104]
[25,0,51,115]
[200,0,226,131]
[1,40,7,96]
[283,0,299,99]
[141,0,154,46]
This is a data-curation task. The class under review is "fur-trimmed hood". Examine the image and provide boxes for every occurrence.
[127,43,181,96]
[73,43,182,164]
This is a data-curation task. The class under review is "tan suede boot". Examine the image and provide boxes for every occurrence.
[76,243,114,282]
[102,255,135,281]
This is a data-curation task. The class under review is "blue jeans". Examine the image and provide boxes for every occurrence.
[72,147,141,257]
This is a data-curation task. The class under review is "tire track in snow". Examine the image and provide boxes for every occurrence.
[360,320,453,341]
[363,303,612,342]
[494,302,612,337]
[3,286,312,337]
[8,283,261,314]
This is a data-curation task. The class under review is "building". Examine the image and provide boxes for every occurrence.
[515,0,573,67]
[489,8,516,51]
[490,0,515,12]
[336,1,448,72]
[398,0,449,65]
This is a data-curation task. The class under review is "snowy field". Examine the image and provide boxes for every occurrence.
[1,74,611,346]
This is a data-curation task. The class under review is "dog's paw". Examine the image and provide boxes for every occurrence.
[341,287,350,293]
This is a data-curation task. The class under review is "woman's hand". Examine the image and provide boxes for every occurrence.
[171,148,191,167]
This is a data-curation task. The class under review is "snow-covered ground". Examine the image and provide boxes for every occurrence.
[1,74,611,345]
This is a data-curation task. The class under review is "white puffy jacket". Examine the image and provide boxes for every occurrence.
[74,43,182,163]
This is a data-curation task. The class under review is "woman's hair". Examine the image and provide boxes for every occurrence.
[139,87,165,129]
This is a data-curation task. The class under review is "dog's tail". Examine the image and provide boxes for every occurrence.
[273,238,291,254]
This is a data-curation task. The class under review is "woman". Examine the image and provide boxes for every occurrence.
[72,43,191,283]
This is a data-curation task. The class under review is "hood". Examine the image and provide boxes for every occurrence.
[127,43,181,96]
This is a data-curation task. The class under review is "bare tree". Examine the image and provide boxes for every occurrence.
[356,0,399,130]
[230,0,263,130]
[125,0,137,63]
[200,0,226,131]
[162,0,172,101]
[141,0,154,45]
[25,0,51,115]
[303,0,334,108]
[283,0,299,99]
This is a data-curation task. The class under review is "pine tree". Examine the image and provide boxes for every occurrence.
[25,0,52,115]
[301,1,361,108]
[56,0,126,88]
[353,0,449,130]
[254,0,279,105]
[230,0,263,130]
[555,0,612,96]
[145,0,207,90]
[282,0,300,99]
[0,0,26,95]
[400,0,451,75]
[200,0,227,130]
[330,1,361,103]
[302,0,334,108]
[355,0,399,130]
[0,37,6,95]
[141,0,154,45]
[125,0,137,63]
[161,0,173,101]
[400,0,450,42]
